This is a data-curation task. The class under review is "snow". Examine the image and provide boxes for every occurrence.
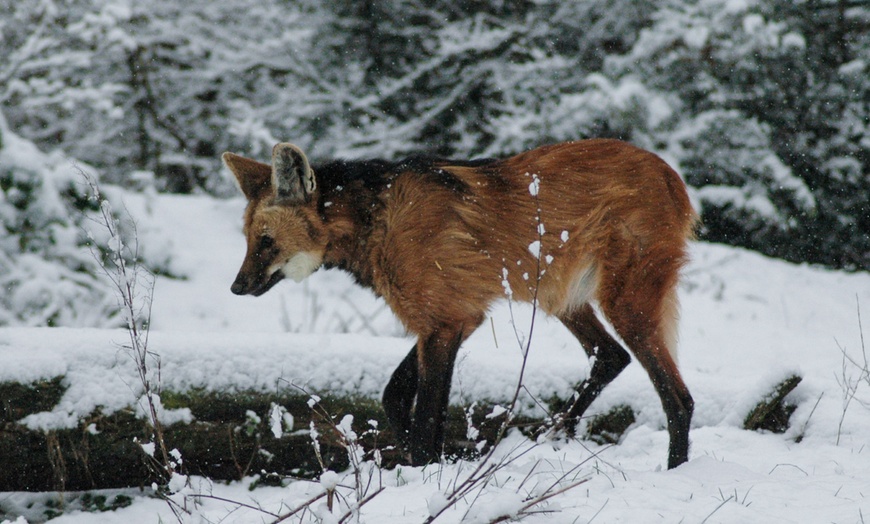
[269,403,294,438]
[683,25,710,49]
[839,59,867,77]
[138,441,155,458]
[319,471,340,491]
[781,31,806,50]
[2,192,870,523]
[527,175,540,196]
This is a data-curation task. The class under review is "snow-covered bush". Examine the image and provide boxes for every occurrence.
[0,112,113,326]
[0,111,174,327]
[670,110,816,246]
[598,0,869,269]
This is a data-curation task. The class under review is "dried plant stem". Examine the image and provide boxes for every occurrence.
[81,172,175,488]
[835,296,868,445]
[272,492,327,523]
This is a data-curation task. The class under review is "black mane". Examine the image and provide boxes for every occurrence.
[313,158,396,194]
[312,154,499,197]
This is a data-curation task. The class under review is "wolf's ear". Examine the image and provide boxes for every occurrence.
[271,143,316,204]
[221,152,272,201]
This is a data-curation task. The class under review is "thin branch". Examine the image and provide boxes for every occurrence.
[700,495,734,524]
[272,492,327,523]
[338,487,386,524]
[488,477,590,524]
[189,494,280,518]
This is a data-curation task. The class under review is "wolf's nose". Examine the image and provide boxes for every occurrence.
[230,277,247,295]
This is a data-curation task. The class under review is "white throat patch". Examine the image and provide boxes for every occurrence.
[280,252,322,282]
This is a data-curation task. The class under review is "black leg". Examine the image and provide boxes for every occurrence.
[382,345,418,448]
[639,360,693,469]
[410,328,467,465]
[558,304,631,428]
[600,294,693,469]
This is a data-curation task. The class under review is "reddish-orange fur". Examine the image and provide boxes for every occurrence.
[223,139,698,469]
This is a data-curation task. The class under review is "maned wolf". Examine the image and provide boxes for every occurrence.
[223,139,698,469]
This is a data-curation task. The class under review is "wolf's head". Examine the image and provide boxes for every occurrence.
[222,143,324,296]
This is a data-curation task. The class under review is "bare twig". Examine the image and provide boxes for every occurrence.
[768,463,809,476]
[80,172,188,521]
[835,296,868,445]
[189,494,280,518]
[700,494,734,524]
[488,476,590,523]
[338,487,386,524]
[272,492,327,523]
[280,383,386,522]
[587,498,609,523]
[794,391,823,443]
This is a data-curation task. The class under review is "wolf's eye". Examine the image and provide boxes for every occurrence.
[259,235,275,251]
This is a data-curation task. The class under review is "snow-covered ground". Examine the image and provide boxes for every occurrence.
[2,192,870,523]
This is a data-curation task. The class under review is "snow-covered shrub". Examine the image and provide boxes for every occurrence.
[0,111,173,327]
[0,112,113,326]
[669,110,816,248]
